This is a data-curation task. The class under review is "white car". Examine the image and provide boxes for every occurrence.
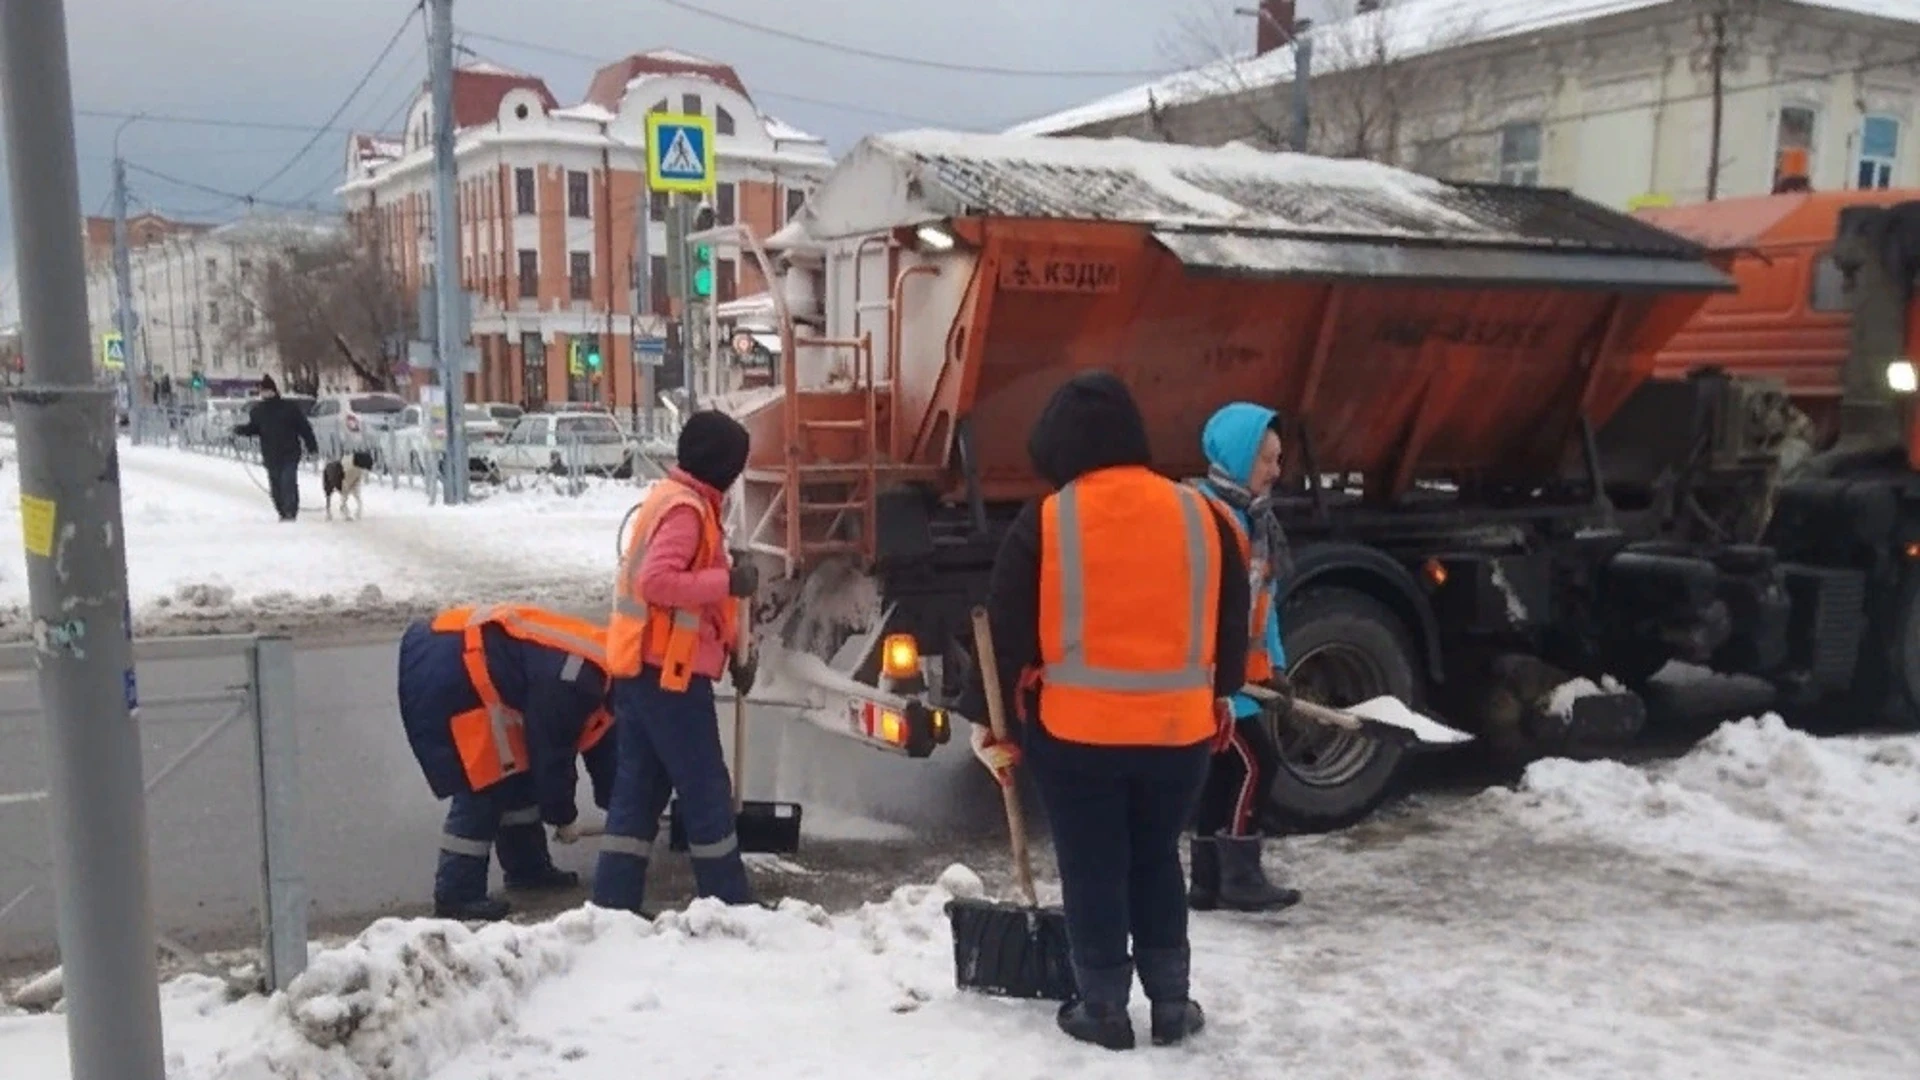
[389,403,506,477]
[479,410,637,479]
[309,392,408,461]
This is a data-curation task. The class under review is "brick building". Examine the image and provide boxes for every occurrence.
[337,53,834,413]
[81,212,211,270]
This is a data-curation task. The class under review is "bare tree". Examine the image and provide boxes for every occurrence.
[229,232,411,394]
[1167,1,1490,171]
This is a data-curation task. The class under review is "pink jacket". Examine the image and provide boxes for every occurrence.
[630,469,736,680]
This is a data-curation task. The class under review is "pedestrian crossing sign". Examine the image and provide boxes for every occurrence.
[101,331,125,370]
[646,112,715,195]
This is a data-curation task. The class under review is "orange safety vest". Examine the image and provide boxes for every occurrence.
[428,604,615,792]
[1193,488,1274,685]
[1031,465,1223,747]
[608,477,737,688]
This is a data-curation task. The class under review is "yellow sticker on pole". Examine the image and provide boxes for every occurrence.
[20,494,56,558]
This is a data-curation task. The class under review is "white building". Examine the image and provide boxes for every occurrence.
[1008,0,1920,209]
[335,53,835,411]
[83,216,339,393]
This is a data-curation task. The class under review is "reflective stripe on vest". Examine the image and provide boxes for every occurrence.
[1191,487,1275,684]
[1049,481,1217,695]
[427,603,613,788]
[607,478,734,687]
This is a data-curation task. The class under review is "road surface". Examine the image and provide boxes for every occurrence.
[0,630,999,970]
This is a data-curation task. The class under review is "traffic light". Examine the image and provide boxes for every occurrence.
[567,340,584,376]
[190,370,205,389]
[692,241,713,298]
[586,340,602,371]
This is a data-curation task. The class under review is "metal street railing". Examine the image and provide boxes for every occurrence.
[0,634,306,992]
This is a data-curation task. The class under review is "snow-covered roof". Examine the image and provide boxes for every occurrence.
[1007,0,1920,136]
[551,102,617,123]
[763,115,824,144]
[802,130,1729,289]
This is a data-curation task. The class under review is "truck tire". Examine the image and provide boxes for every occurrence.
[1261,586,1422,834]
[1885,576,1920,731]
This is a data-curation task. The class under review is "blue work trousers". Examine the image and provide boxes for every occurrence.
[591,666,751,912]
[433,773,555,904]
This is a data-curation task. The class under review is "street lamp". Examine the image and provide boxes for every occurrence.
[1233,6,1312,153]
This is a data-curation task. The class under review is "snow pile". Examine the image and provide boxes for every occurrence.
[1487,715,1920,868]
[0,435,646,641]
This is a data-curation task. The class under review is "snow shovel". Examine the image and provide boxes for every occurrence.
[668,597,803,855]
[1243,684,1474,747]
[944,606,1076,1002]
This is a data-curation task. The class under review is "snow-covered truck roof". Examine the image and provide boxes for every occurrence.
[797,130,1730,291]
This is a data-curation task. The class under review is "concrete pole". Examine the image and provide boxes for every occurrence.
[427,0,467,504]
[0,2,168,1078]
[111,151,140,444]
[670,198,696,411]
[635,188,654,436]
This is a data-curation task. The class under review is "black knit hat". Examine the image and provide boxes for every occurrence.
[676,410,751,491]
[259,374,278,395]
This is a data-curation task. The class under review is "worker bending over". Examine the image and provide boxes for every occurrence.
[1186,402,1303,912]
[397,603,617,921]
[965,371,1250,1051]
[594,410,760,915]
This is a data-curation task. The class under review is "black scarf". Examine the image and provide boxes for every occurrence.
[1202,465,1294,586]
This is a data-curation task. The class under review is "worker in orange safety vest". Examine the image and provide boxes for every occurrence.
[397,603,617,921]
[960,371,1251,1052]
[592,410,760,915]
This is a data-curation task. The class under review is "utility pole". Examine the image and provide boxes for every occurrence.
[634,190,654,436]
[1,2,168,1078]
[1705,6,1727,201]
[667,197,697,411]
[427,0,467,504]
[1238,4,1311,152]
[111,153,140,444]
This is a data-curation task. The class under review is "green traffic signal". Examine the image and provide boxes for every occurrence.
[692,240,713,298]
[587,346,602,370]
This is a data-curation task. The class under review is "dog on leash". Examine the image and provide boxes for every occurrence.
[322,450,375,521]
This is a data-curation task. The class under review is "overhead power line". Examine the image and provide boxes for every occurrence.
[244,1,424,200]
[455,29,985,128]
[640,0,1178,79]
[126,161,324,213]
[77,107,353,135]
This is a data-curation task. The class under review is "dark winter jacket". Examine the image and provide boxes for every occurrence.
[396,620,617,826]
[958,371,1251,750]
[234,395,318,467]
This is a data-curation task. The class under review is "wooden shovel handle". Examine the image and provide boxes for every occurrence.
[1241,683,1363,731]
[970,606,1037,908]
[732,597,749,815]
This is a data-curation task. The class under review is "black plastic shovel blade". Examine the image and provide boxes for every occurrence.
[666,798,803,855]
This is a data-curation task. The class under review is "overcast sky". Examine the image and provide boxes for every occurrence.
[0,0,1256,324]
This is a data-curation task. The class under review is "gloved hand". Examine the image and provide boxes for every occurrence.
[727,562,760,598]
[730,650,758,696]
[552,822,581,845]
[1211,697,1235,753]
[969,724,1020,788]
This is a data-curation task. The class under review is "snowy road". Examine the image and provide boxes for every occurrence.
[7,718,1918,1079]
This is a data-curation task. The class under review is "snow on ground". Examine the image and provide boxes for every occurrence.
[7,716,1917,1079]
[0,432,644,641]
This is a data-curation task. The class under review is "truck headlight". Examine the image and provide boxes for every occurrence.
[1888,360,1917,394]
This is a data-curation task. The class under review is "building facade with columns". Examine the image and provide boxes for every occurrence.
[337,53,834,414]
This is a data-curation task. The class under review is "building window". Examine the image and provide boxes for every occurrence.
[1775,105,1818,190]
[717,257,737,303]
[237,258,252,278]
[682,93,702,115]
[514,168,536,214]
[1497,122,1542,186]
[785,188,806,223]
[1858,115,1900,190]
[205,257,218,279]
[517,249,538,299]
[649,99,667,114]
[242,302,255,328]
[567,171,591,218]
[650,255,669,313]
[208,300,220,325]
[569,251,592,300]
[716,107,735,136]
[244,347,258,369]
[716,182,736,226]
[650,189,669,222]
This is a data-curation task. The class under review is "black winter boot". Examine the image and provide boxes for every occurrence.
[504,866,580,891]
[1186,837,1220,912]
[1056,960,1136,1051]
[433,896,511,921]
[1136,945,1205,1046]
[1215,835,1301,912]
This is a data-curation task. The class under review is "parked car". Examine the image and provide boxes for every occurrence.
[309,392,407,461]
[390,403,506,477]
[184,397,250,448]
[479,410,635,480]
[480,402,524,426]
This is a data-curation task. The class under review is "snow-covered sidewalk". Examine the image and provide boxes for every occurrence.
[0,435,643,640]
[6,717,1917,1079]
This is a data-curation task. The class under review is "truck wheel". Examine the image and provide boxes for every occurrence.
[1261,586,1421,834]
[1884,577,1920,731]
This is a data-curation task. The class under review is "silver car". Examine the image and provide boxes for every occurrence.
[309,392,407,460]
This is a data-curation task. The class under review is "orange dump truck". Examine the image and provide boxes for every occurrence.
[1601,189,1920,729]
[692,132,1890,830]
